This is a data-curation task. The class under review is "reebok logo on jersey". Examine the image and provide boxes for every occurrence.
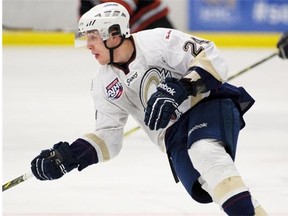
[158,83,176,96]
[188,123,208,136]
[106,78,123,100]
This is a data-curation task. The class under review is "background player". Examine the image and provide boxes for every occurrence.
[31,2,267,215]
[79,0,174,32]
[277,32,288,59]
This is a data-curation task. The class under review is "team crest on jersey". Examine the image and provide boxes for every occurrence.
[139,68,172,108]
[106,78,123,100]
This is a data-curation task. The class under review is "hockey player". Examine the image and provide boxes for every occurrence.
[79,0,174,32]
[277,32,288,59]
[31,2,267,215]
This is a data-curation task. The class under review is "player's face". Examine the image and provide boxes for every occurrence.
[86,32,110,65]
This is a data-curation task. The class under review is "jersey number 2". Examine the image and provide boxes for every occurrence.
[183,37,209,57]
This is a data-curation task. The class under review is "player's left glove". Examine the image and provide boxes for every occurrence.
[277,32,288,59]
[144,77,188,130]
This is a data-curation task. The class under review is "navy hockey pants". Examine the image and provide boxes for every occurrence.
[165,98,241,203]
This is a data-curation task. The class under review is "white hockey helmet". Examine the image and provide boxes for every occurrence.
[75,2,130,47]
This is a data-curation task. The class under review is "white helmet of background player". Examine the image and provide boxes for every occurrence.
[75,2,130,47]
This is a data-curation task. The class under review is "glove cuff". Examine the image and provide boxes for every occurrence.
[53,142,79,173]
[70,138,99,171]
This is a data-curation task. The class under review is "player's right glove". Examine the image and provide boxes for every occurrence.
[31,142,78,180]
[144,77,188,130]
[31,139,98,180]
[277,32,288,59]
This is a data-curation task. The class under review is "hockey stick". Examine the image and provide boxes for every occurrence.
[228,33,288,81]
[227,51,279,81]
[2,172,34,192]
[2,126,141,192]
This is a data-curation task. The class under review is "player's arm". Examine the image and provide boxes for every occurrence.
[161,31,228,96]
[180,37,228,96]
[145,32,228,130]
[31,106,128,181]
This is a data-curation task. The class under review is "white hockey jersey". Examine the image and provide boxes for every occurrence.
[81,28,228,162]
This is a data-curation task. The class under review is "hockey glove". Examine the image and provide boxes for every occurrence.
[31,139,98,180]
[31,142,79,180]
[277,32,288,59]
[144,77,188,130]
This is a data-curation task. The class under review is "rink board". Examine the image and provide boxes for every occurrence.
[2,31,282,47]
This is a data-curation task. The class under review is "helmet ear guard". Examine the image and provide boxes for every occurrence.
[109,24,121,37]
[75,2,130,47]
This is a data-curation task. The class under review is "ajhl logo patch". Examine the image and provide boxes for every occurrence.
[106,78,123,100]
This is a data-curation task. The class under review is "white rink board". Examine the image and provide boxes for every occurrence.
[2,46,288,216]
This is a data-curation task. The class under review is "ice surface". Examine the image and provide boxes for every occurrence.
[2,46,288,216]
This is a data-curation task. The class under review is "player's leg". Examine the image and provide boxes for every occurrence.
[166,129,264,215]
[185,98,266,215]
[188,138,267,215]
[166,98,267,215]
[165,113,213,204]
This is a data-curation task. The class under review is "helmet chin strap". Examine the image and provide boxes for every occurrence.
[104,36,125,64]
